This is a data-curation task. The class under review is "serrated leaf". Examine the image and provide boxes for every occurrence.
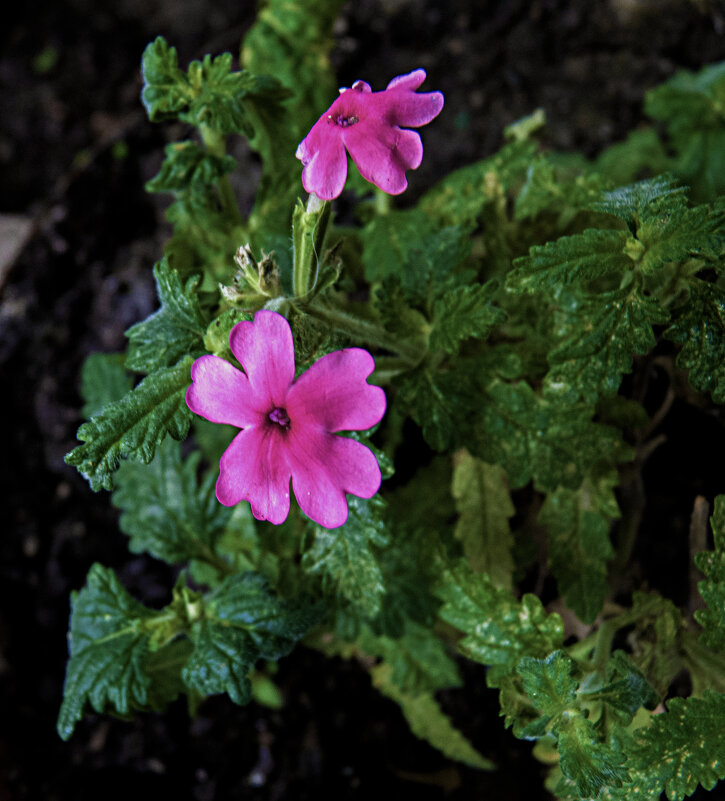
[362,211,470,296]
[145,141,236,195]
[302,496,390,619]
[591,175,687,229]
[182,572,319,704]
[514,156,604,222]
[58,565,159,739]
[420,139,537,227]
[125,259,207,373]
[602,692,725,801]
[141,37,191,121]
[359,619,461,695]
[436,561,564,670]
[429,281,505,355]
[695,495,725,650]
[65,356,194,491]
[397,360,482,452]
[645,61,725,201]
[80,353,133,418]
[593,127,671,187]
[517,650,578,718]
[112,438,231,567]
[507,228,628,294]
[539,475,619,623]
[476,379,633,492]
[371,663,494,770]
[665,279,725,403]
[452,451,514,589]
[544,283,668,403]
[558,715,629,798]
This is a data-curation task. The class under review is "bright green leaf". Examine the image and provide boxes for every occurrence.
[65,356,194,491]
[125,259,207,373]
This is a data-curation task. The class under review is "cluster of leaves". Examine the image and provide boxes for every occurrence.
[62,6,725,798]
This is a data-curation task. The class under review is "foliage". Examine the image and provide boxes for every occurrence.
[61,15,725,800]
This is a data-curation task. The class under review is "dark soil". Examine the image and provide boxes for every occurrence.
[3,1,725,799]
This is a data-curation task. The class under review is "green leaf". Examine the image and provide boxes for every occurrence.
[514,156,604,222]
[125,259,207,373]
[544,282,668,403]
[695,495,725,650]
[420,139,537,227]
[475,379,633,492]
[397,360,482,453]
[591,175,688,229]
[140,37,191,122]
[302,496,390,619]
[65,356,194,491]
[593,128,671,187]
[645,61,725,201]
[436,561,564,670]
[517,650,578,718]
[429,281,505,355]
[452,451,515,589]
[80,352,133,418]
[665,279,725,403]
[182,572,319,704]
[602,692,725,801]
[557,715,629,798]
[58,565,162,740]
[145,141,237,195]
[539,475,619,623]
[507,228,628,294]
[112,438,231,567]
[371,663,495,771]
[362,210,470,293]
[359,619,461,695]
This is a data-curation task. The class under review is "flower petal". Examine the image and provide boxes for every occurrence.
[216,426,291,524]
[286,348,386,432]
[288,429,382,528]
[229,311,295,408]
[384,90,444,128]
[343,124,423,194]
[186,355,264,427]
[296,116,348,200]
[386,69,427,92]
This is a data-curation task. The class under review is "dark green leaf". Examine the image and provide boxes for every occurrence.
[80,353,133,418]
[302,496,390,619]
[544,283,668,403]
[182,572,319,704]
[475,380,633,492]
[452,452,515,589]
[665,279,725,403]
[591,175,687,229]
[65,357,194,491]
[58,565,160,739]
[429,281,505,355]
[112,438,231,566]
[126,259,207,373]
[436,561,564,670]
[145,141,236,195]
[695,495,725,650]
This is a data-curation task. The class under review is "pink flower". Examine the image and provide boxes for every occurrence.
[186,310,387,529]
[296,69,444,200]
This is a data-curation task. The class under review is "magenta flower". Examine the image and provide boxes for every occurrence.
[186,310,387,529]
[295,69,444,200]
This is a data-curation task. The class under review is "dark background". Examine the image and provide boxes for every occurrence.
[3,1,725,798]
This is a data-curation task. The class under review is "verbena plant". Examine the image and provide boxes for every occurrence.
[61,2,725,798]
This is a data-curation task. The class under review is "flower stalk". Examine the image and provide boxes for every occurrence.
[292,195,332,298]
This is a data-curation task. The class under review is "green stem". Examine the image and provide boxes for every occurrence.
[200,124,242,223]
[293,194,331,298]
[299,300,426,365]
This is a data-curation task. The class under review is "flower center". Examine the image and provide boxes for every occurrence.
[268,407,290,428]
[327,113,359,128]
